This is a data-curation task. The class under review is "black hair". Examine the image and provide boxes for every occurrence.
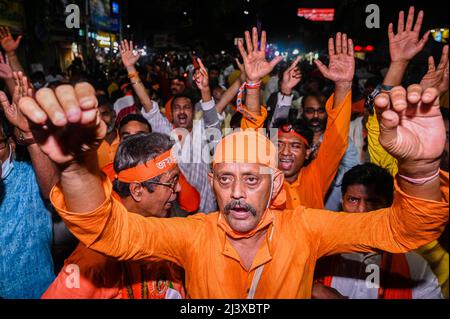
[113,132,174,198]
[230,112,243,129]
[0,112,13,139]
[170,93,195,112]
[341,163,394,207]
[97,95,113,111]
[272,108,314,147]
[118,113,152,133]
[301,91,326,109]
[170,75,186,84]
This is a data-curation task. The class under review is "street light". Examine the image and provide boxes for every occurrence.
[244,11,249,15]
[292,49,299,55]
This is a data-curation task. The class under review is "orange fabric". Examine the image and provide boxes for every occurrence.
[41,243,185,299]
[50,171,449,298]
[351,98,365,115]
[96,131,120,169]
[285,93,351,209]
[178,173,200,213]
[116,150,177,183]
[240,106,268,130]
[165,98,173,123]
[101,163,199,213]
[240,93,352,209]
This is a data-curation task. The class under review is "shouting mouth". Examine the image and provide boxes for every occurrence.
[279,158,294,170]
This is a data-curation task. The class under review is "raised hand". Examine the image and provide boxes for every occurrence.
[314,33,355,85]
[0,52,13,79]
[420,45,449,95]
[237,27,283,82]
[388,7,429,63]
[17,83,107,165]
[0,72,33,132]
[0,26,23,53]
[193,58,209,91]
[119,39,141,69]
[281,56,302,95]
[374,84,445,178]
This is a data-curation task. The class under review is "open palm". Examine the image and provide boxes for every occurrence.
[315,33,355,84]
[120,40,141,68]
[0,27,22,53]
[237,27,282,82]
[388,7,429,63]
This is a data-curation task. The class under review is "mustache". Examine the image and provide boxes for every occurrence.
[224,199,257,216]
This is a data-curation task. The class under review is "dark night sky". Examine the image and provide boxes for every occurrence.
[123,0,449,56]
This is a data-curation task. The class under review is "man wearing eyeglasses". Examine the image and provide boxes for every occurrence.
[42,132,186,299]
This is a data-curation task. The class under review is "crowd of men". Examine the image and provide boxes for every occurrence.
[0,6,449,299]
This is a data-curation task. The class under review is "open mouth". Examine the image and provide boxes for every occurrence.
[230,207,252,219]
[279,158,294,170]
[178,115,188,125]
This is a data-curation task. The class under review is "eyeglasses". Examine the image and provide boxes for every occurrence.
[303,107,326,115]
[146,178,179,193]
[0,139,8,150]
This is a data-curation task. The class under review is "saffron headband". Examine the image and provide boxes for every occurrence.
[116,150,177,183]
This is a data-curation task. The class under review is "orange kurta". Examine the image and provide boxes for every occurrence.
[50,171,449,299]
[96,131,120,169]
[241,93,352,209]
[41,243,185,299]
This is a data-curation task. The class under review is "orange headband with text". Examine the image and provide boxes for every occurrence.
[278,131,309,147]
[115,150,177,183]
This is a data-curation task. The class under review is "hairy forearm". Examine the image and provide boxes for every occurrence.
[126,66,153,112]
[6,52,25,73]
[246,87,261,115]
[27,142,60,199]
[383,61,409,87]
[333,82,352,109]
[215,79,242,114]
[60,154,105,213]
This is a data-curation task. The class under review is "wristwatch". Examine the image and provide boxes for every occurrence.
[16,130,36,146]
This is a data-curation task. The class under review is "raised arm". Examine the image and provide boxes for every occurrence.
[18,82,199,265]
[0,52,15,96]
[119,40,153,111]
[214,59,246,115]
[383,7,429,87]
[302,85,448,257]
[0,72,58,199]
[314,32,354,108]
[120,39,172,135]
[237,27,282,127]
[305,33,354,192]
[0,27,25,74]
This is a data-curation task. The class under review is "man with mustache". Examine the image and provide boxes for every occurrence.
[18,27,449,298]
[42,133,186,299]
[119,40,219,213]
[96,95,119,169]
[239,30,356,209]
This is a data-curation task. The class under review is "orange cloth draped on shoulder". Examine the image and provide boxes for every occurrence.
[96,130,120,169]
[241,92,352,209]
[101,162,200,213]
[41,243,185,299]
[50,130,449,298]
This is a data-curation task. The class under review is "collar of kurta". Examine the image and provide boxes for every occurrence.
[217,209,275,240]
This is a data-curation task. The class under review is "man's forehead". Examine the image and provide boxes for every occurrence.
[213,162,266,174]
[277,132,306,145]
[173,97,192,106]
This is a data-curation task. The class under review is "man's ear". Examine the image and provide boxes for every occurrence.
[305,148,312,161]
[130,183,143,202]
[271,169,285,201]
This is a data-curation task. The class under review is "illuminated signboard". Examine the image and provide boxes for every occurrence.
[297,8,335,21]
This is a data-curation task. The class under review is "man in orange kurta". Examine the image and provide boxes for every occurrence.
[18,33,449,300]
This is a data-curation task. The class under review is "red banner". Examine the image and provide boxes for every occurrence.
[297,8,335,22]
